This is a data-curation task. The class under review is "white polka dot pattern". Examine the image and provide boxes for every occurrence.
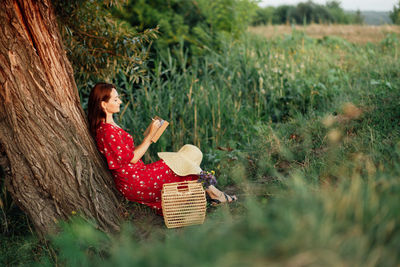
[95,122,198,214]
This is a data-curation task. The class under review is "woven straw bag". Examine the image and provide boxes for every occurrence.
[161,180,207,228]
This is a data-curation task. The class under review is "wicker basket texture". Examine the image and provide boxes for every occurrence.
[161,180,206,228]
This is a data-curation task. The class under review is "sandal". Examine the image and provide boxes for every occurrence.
[208,192,237,206]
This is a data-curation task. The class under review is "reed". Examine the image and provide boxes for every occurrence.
[114,32,352,164]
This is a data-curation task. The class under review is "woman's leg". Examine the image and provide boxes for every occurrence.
[133,160,236,209]
[205,185,237,204]
[124,160,197,214]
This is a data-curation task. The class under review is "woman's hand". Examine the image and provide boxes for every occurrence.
[147,119,161,137]
[130,119,161,164]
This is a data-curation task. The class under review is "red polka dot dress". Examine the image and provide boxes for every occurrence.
[95,122,198,214]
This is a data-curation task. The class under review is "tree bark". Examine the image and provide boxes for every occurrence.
[0,0,121,236]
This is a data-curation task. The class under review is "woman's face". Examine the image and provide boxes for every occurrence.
[102,88,122,115]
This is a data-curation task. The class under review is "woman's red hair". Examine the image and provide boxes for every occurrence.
[87,83,115,138]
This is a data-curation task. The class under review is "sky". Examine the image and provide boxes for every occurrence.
[259,0,398,11]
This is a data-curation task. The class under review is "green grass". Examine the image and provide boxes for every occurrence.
[111,31,399,168]
[1,30,400,266]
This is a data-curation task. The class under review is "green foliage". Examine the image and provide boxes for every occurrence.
[390,1,400,24]
[274,5,296,24]
[112,0,258,55]
[52,0,158,94]
[252,6,276,25]
[252,0,364,25]
[353,10,364,24]
[3,14,400,265]
[0,235,47,266]
[111,31,362,167]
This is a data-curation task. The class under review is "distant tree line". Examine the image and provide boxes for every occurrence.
[72,0,400,63]
[391,1,400,24]
[251,0,364,25]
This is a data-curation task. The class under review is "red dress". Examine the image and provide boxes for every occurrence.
[95,122,198,214]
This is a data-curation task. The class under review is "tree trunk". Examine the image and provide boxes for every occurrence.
[0,0,121,236]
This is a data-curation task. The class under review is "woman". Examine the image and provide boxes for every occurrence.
[88,82,237,214]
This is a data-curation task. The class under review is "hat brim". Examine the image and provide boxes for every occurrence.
[158,152,202,176]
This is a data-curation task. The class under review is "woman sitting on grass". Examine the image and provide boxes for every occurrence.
[87,82,237,215]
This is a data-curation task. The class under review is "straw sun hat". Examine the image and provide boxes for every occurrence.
[158,144,203,176]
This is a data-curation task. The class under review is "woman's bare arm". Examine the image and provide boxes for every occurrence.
[130,136,152,163]
[130,120,160,164]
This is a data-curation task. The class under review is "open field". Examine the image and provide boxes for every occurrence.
[248,24,400,44]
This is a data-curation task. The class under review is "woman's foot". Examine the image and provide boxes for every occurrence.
[205,185,237,206]
[208,192,237,206]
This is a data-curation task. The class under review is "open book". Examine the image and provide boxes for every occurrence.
[143,116,169,143]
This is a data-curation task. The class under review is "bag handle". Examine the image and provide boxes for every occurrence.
[163,181,201,195]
